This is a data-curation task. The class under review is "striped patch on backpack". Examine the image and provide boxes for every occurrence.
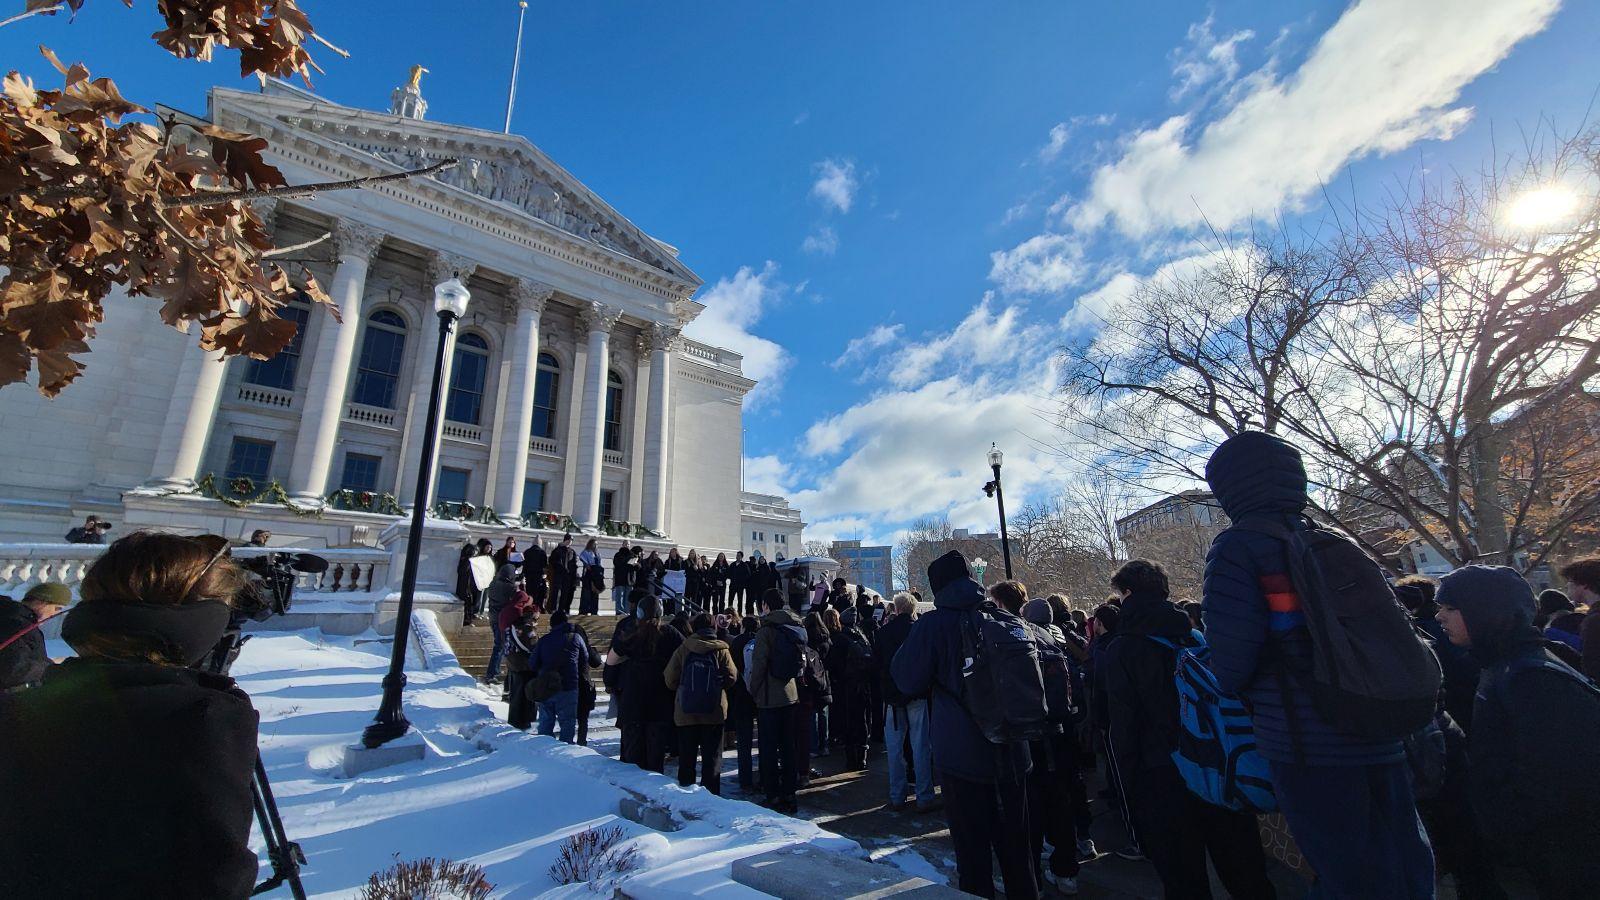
[1259,573,1305,631]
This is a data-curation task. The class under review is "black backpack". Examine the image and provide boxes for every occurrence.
[1032,627,1075,725]
[1239,519,1441,742]
[959,602,1053,745]
[801,645,832,707]
[765,622,804,681]
[678,650,723,716]
[842,632,875,682]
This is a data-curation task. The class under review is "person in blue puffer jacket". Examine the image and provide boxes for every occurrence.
[1202,431,1434,900]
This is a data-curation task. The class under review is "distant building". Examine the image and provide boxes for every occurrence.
[740,491,804,561]
[905,527,1007,595]
[1116,490,1225,542]
[831,540,893,598]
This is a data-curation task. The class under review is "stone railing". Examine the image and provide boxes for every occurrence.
[602,449,626,467]
[0,543,391,599]
[346,402,398,428]
[442,422,484,443]
[529,436,560,456]
[237,383,295,410]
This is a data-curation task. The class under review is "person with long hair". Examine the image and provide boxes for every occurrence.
[711,552,731,613]
[0,532,260,899]
[613,596,683,772]
[578,537,604,616]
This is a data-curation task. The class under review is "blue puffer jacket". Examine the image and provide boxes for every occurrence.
[532,622,589,692]
[1202,431,1403,766]
[892,575,1028,783]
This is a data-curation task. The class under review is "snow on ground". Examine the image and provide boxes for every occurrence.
[231,615,857,898]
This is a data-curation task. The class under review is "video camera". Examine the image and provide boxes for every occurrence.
[238,551,329,622]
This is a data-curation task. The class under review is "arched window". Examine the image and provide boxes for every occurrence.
[603,370,624,452]
[352,310,406,409]
[532,352,560,439]
[243,292,311,390]
[445,332,489,424]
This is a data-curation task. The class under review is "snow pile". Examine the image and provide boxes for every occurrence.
[233,617,856,898]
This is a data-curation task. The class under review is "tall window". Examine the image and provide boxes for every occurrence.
[532,353,560,439]
[437,467,470,504]
[603,370,624,452]
[339,453,382,493]
[522,479,548,517]
[242,295,310,390]
[599,489,617,523]
[225,437,275,484]
[445,332,489,424]
[352,311,407,408]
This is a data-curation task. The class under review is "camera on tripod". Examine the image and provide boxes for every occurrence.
[239,551,330,621]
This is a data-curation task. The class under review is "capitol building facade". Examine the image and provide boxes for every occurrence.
[0,80,761,557]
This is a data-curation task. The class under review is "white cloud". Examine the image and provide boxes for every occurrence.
[810,158,859,213]
[793,111,810,126]
[1039,113,1115,163]
[682,262,791,408]
[1067,0,1560,238]
[742,454,793,496]
[989,233,1087,295]
[1170,14,1255,101]
[833,323,903,369]
[888,295,1042,388]
[1062,248,1228,332]
[801,225,839,256]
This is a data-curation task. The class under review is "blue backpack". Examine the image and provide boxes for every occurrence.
[1148,632,1277,814]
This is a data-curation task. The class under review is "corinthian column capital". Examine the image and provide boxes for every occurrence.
[647,321,683,352]
[513,278,555,316]
[428,251,479,286]
[577,300,623,335]
[334,220,385,260]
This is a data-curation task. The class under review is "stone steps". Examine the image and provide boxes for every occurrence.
[448,614,620,681]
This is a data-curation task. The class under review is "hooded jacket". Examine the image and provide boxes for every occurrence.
[532,621,590,692]
[664,629,738,726]
[1101,589,1194,775]
[614,620,682,725]
[1202,431,1403,765]
[485,563,521,612]
[0,658,259,899]
[1437,565,1600,851]
[749,608,805,709]
[891,551,1029,784]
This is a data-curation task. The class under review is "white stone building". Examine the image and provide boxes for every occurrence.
[0,80,754,557]
[739,491,805,560]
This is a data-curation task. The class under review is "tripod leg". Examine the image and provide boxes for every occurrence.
[251,754,308,900]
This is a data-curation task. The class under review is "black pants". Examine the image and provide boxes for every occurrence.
[757,705,800,802]
[731,711,756,790]
[943,771,1037,900]
[553,577,576,615]
[677,723,725,795]
[621,721,669,773]
[730,584,747,615]
[506,670,534,730]
[1027,738,1082,880]
[1125,764,1276,900]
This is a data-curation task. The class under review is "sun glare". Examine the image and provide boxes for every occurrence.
[1505,184,1581,231]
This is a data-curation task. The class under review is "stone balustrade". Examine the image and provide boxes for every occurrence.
[0,543,391,600]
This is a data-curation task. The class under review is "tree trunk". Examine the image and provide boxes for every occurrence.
[1467,417,1511,566]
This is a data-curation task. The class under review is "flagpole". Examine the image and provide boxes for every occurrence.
[504,0,529,133]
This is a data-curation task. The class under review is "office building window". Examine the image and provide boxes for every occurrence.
[599,489,616,523]
[352,310,407,408]
[242,295,310,390]
[445,332,490,424]
[437,467,470,504]
[532,353,560,439]
[339,453,381,494]
[522,480,548,517]
[603,370,624,452]
[225,437,274,484]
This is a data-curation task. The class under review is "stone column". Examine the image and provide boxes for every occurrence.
[143,340,229,491]
[641,322,678,532]
[571,301,621,526]
[492,278,553,521]
[396,251,478,510]
[285,220,384,504]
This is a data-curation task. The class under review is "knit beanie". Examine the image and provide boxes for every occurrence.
[24,582,72,607]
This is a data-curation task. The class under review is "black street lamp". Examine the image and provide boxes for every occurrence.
[363,274,471,748]
[982,443,1014,580]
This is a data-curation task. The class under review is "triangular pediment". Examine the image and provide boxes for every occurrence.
[208,86,698,288]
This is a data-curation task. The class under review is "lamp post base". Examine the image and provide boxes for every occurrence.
[343,732,426,777]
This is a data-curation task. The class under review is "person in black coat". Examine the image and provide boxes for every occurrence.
[728,616,761,791]
[1394,575,1481,732]
[1101,560,1276,900]
[548,534,579,616]
[613,541,637,616]
[1436,565,1600,900]
[0,583,71,690]
[730,552,752,616]
[828,609,875,770]
[876,593,936,810]
[522,537,549,608]
[892,550,1037,900]
[613,596,683,773]
[0,532,259,900]
[456,541,484,626]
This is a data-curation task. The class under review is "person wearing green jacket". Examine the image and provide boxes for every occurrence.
[665,612,738,794]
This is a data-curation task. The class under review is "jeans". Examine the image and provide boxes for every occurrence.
[486,617,507,680]
[537,688,579,744]
[1268,758,1434,900]
[613,584,631,616]
[677,723,725,795]
[812,706,830,754]
[885,700,934,805]
[944,771,1037,900]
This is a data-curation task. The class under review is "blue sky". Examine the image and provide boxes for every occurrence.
[6,0,1597,547]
